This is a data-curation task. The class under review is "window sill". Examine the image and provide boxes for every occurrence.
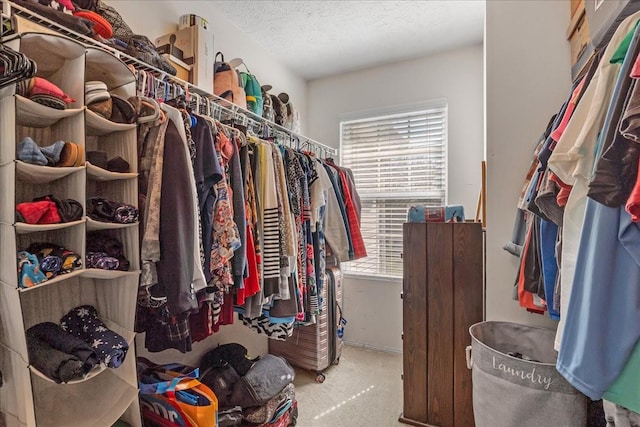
[341,272,401,284]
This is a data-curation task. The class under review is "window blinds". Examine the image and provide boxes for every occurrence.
[340,105,447,277]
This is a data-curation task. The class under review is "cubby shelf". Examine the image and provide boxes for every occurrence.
[0,31,141,427]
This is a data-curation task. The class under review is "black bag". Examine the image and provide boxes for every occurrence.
[200,343,255,377]
[200,363,241,409]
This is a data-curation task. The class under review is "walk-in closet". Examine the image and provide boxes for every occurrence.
[1,0,638,426]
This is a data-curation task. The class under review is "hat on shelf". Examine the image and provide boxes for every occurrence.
[110,95,136,124]
[86,151,130,173]
[106,156,130,173]
[19,77,76,109]
[57,142,84,167]
[85,81,113,119]
[86,151,108,169]
[30,94,68,110]
[85,81,110,104]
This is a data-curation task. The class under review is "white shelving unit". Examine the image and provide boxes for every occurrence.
[0,32,141,427]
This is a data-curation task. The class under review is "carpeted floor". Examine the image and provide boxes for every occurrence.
[293,345,405,427]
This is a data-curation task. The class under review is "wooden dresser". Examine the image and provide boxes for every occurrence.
[399,222,484,427]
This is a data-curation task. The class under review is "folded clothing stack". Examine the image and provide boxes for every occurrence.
[26,322,98,383]
[17,251,48,289]
[60,305,129,368]
[88,196,138,224]
[17,242,82,288]
[17,137,83,167]
[16,195,83,225]
[86,230,130,271]
[85,81,137,124]
[16,77,75,110]
[27,242,83,279]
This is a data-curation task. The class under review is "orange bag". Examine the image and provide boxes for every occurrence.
[139,362,218,426]
[213,52,246,110]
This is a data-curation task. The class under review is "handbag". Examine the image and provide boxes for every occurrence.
[213,52,246,109]
[139,361,218,427]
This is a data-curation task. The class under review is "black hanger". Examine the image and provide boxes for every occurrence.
[0,44,37,89]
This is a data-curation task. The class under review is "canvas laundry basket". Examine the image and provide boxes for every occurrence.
[468,321,587,427]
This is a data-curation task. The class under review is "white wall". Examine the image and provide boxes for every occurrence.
[104,0,308,132]
[308,45,484,352]
[485,1,570,328]
[103,0,311,359]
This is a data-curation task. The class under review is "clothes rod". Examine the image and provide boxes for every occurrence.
[3,0,337,156]
[193,92,336,155]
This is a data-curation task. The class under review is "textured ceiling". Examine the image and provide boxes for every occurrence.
[213,0,485,80]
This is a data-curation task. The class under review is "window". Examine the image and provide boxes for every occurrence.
[340,103,447,278]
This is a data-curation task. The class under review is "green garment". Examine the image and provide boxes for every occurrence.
[610,20,640,64]
[604,340,640,413]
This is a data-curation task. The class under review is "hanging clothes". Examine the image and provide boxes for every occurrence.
[133,90,364,348]
[508,10,640,417]
[549,13,640,350]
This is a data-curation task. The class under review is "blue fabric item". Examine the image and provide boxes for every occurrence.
[60,305,129,368]
[538,98,570,168]
[557,199,640,400]
[39,140,65,165]
[525,169,541,206]
[17,137,47,165]
[17,251,48,288]
[539,220,560,320]
[406,205,465,223]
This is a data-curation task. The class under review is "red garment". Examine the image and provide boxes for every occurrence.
[631,51,640,78]
[549,172,572,207]
[236,225,261,306]
[550,76,587,142]
[626,156,640,221]
[213,292,234,333]
[328,163,367,260]
[189,299,213,343]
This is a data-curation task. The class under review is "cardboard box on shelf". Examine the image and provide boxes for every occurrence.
[585,0,640,49]
[571,0,583,17]
[567,0,594,79]
[155,25,213,93]
[568,10,590,65]
[161,54,191,82]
